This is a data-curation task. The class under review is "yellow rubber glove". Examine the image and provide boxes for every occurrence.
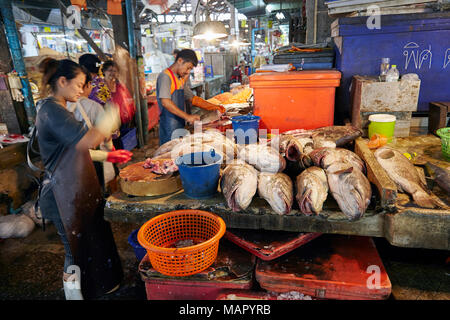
[192,96,225,113]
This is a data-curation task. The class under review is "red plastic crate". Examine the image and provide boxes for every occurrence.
[225,228,322,261]
[255,235,391,300]
[139,240,255,300]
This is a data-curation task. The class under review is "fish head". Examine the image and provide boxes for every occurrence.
[308,148,328,167]
[328,165,371,220]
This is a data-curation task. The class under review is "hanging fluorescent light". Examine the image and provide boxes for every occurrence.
[192,2,228,40]
[276,12,285,20]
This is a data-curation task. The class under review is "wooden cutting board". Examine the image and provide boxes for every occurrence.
[119,160,182,197]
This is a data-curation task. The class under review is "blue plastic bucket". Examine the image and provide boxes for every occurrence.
[128,229,147,261]
[231,115,261,144]
[175,150,222,199]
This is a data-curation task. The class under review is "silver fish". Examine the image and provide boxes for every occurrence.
[375,147,447,208]
[258,172,293,215]
[309,147,366,173]
[326,163,372,220]
[296,167,329,215]
[221,160,258,211]
[239,143,286,173]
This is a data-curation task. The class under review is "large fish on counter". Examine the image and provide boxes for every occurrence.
[309,147,366,173]
[239,143,286,173]
[258,172,293,215]
[221,160,258,212]
[311,125,363,149]
[296,167,329,215]
[326,163,372,220]
[425,162,450,194]
[151,130,237,163]
[283,125,362,149]
[375,147,448,209]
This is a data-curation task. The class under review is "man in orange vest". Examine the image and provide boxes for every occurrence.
[156,49,225,145]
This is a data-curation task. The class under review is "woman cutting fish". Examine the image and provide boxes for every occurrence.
[34,58,124,300]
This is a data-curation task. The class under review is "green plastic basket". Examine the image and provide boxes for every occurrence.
[436,127,450,161]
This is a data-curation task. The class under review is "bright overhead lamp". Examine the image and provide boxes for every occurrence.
[276,12,285,20]
[193,3,228,40]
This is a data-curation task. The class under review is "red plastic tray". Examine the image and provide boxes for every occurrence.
[255,235,391,300]
[139,240,255,300]
[225,228,322,261]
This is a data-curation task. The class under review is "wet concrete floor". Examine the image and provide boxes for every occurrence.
[0,219,448,300]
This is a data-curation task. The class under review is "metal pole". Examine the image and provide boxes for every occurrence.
[0,0,36,129]
[251,27,262,73]
[125,0,144,147]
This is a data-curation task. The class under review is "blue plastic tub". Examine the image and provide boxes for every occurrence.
[231,115,261,144]
[175,150,222,199]
[128,229,147,261]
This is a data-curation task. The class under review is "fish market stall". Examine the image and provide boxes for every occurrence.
[105,126,450,251]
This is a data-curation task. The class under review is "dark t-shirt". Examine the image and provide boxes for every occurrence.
[36,97,88,174]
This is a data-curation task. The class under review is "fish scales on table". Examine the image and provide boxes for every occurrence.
[326,163,372,221]
[258,172,294,215]
[374,147,448,209]
[296,167,329,216]
[221,160,258,212]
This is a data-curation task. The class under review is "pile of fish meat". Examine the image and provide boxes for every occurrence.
[374,147,448,209]
[149,126,373,220]
[142,158,178,175]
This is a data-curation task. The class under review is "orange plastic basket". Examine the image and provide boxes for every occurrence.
[137,210,226,277]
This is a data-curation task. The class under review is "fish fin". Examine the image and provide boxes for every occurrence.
[300,154,313,168]
[415,166,427,186]
[333,167,354,176]
[412,190,437,209]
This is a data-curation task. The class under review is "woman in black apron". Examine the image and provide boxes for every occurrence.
[36,58,124,300]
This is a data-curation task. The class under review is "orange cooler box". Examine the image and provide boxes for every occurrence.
[250,70,341,132]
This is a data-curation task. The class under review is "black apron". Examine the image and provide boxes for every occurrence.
[50,145,123,299]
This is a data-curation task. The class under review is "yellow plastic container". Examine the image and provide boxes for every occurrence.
[368,114,396,142]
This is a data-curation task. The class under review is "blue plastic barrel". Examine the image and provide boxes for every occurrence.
[127,229,147,261]
[231,115,261,144]
[176,150,222,199]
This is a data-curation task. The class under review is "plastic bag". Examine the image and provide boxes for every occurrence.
[111,82,136,125]
[0,214,35,239]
